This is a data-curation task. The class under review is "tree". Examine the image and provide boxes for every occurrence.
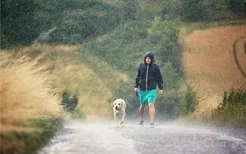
[1,0,40,47]
[117,0,138,23]
[180,0,209,21]
[229,0,246,13]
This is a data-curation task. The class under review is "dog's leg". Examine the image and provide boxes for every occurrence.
[114,112,118,127]
[120,112,125,126]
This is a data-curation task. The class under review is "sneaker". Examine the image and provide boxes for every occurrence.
[150,122,155,128]
[139,120,144,126]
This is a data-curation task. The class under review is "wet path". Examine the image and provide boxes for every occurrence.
[38,122,246,154]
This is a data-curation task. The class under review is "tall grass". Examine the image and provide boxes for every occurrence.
[0,52,63,153]
[17,44,127,119]
[210,88,246,128]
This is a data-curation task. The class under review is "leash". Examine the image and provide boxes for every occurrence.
[125,92,140,119]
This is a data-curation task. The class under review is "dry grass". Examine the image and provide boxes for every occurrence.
[14,44,128,120]
[1,43,127,153]
[0,52,63,134]
[181,25,246,116]
[1,43,129,126]
[50,62,113,119]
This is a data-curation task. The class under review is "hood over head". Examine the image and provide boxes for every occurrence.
[144,52,154,64]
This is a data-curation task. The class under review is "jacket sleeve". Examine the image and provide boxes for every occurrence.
[156,65,164,90]
[134,64,141,88]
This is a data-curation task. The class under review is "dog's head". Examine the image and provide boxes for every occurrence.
[113,99,124,110]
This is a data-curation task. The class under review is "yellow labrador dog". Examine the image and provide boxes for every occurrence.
[113,99,126,127]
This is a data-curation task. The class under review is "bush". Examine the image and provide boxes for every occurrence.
[61,90,78,112]
[211,88,246,127]
[180,87,198,116]
[219,88,246,108]
[155,95,181,120]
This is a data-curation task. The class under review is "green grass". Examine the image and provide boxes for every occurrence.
[82,19,188,119]
[84,20,151,76]
[78,47,128,91]
[1,118,63,154]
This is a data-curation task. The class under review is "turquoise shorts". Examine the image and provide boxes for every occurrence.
[139,89,157,104]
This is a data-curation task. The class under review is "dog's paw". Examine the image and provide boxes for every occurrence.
[119,124,125,127]
[120,120,124,125]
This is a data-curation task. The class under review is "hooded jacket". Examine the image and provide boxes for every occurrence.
[134,52,164,91]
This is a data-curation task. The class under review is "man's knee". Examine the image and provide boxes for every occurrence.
[148,103,155,108]
[140,104,145,110]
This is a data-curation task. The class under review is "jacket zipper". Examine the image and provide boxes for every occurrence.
[146,64,149,91]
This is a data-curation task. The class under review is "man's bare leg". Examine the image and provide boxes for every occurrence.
[140,104,145,121]
[148,103,155,123]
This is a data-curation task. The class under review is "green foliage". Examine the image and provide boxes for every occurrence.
[147,17,181,71]
[160,0,181,20]
[211,88,246,127]
[117,0,138,23]
[61,90,78,112]
[161,62,181,90]
[1,0,245,48]
[1,0,41,47]
[1,0,121,47]
[180,87,198,116]
[61,90,85,119]
[229,0,246,13]
[84,19,184,119]
[69,108,86,119]
[85,21,150,75]
[155,94,181,120]
[159,0,246,22]
[1,119,62,154]
[180,0,210,21]
[45,0,120,44]
[148,17,178,43]
[220,88,246,108]
[160,0,210,21]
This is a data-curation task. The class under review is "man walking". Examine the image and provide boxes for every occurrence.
[134,52,163,127]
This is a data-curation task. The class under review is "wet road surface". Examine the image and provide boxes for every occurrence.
[38,121,246,154]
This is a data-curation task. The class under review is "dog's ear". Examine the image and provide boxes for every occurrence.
[121,100,126,107]
[123,101,126,108]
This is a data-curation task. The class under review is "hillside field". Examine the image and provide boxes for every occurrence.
[182,25,246,116]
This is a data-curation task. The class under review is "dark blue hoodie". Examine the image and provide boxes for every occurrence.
[134,52,164,91]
